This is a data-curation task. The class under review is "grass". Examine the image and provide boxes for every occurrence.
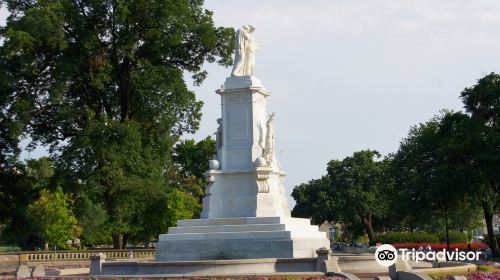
[478,264,500,273]
[0,245,21,253]
[426,269,475,280]
[424,264,500,280]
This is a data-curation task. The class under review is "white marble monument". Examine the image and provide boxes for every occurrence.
[156,26,329,261]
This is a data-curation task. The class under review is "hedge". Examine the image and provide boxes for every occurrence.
[438,231,468,243]
[378,231,468,244]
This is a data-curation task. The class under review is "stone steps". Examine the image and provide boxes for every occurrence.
[156,217,330,261]
[160,230,292,241]
[163,217,327,241]
[168,223,287,234]
[177,217,285,227]
[167,223,326,238]
[176,217,316,229]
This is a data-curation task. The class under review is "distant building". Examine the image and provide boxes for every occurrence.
[318,221,339,242]
[476,213,499,242]
[482,213,500,235]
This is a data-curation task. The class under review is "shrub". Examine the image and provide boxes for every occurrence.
[378,232,439,244]
[437,231,468,243]
[392,242,488,250]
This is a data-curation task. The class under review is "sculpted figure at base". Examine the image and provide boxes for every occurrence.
[215,118,222,149]
[262,112,276,166]
[231,25,257,76]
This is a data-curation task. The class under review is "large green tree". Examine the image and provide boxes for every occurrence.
[392,111,486,249]
[0,0,234,248]
[292,150,391,244]
[326,150,390,244]
[460,73,500,257]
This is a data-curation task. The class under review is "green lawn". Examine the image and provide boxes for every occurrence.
[0,245,21,252]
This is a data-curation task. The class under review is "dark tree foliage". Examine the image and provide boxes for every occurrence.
[173,136,215,201]
[0,157,54,249]
[292,74,498,247]
[292,150,391,244]
[291,176,336,225]
[174,136,216,180]
[326,150,390,244]
[391,112,479,246]
[0,0,234,248]
[460,73,500,257]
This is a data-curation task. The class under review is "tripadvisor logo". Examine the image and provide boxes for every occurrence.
[374,244,482,267]
[375,244,398,267]
[400,248,481,263]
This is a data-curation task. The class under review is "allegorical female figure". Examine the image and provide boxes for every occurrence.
[231,25,257,76]
[262,112,276,166]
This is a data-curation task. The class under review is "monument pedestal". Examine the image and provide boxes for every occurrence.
[155,76,329,262]
[155,217,329,261]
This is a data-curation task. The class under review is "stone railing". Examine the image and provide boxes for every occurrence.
[23,249,154,261]
[0,249,155,271]
[336,247,372,254]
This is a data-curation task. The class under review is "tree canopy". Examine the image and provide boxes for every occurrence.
[293,150,391,244]
[0,0,234,249]
[459,73,500,256]
[292,74,498,248]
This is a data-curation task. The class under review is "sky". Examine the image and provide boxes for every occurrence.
[2,1,500,206]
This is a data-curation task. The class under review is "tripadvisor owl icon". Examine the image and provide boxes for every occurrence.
[375,244,398,267]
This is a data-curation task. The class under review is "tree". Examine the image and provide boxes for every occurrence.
[326,150,390,244]
[28,187,81,250]
[173,136,216,201]
[174,136,216,180]
[292,151,391,244]
[460,73,500,257]
[392,111,480,250]
[0,157,54,249]
[291,176,337,225]
[0,0,234,249]
[75,194,112,247]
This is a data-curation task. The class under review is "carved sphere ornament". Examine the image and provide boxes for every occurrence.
[208,159,220,170]
[254,157,267,167]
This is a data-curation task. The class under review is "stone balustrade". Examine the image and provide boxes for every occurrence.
[22,249,154,261]
[0,249,155,271]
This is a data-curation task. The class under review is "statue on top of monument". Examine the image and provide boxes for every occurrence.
[231,25,257,76]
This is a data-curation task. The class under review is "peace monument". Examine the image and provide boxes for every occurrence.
[155,25,329,261]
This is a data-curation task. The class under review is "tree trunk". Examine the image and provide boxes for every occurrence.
[44,241,49,251]
[123,234,128,249]
[483,206,500,257]
[445,204,450,251]
[112,233,123,249]
[362,213,376,244]
[444,205,450,260]
[119,57,131,122]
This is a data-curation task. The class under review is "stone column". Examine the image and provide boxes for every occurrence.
[315,247,340,273]
[388,258,412,279]
[89,253,106,276]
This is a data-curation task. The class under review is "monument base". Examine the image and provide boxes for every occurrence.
[97,257,345,276]
[155,217,329,261]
